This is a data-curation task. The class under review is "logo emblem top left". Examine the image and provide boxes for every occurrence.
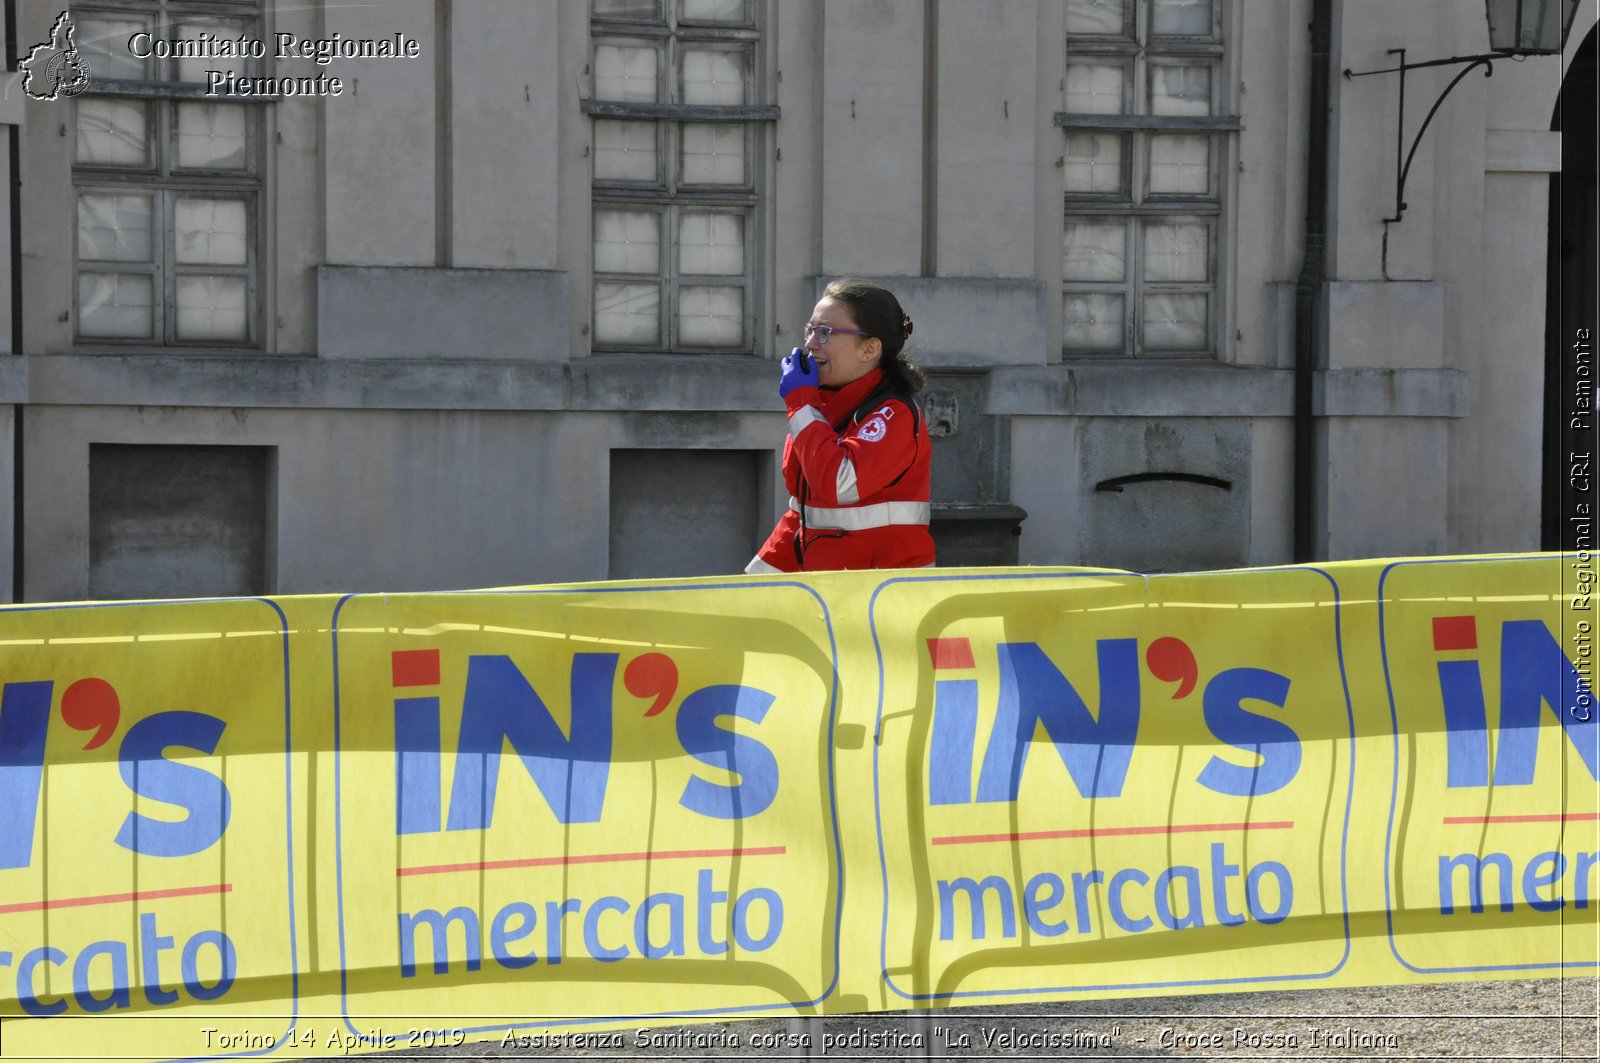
[19,11,92,100]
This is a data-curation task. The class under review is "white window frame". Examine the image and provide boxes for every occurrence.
[70,0,266,349]
[1058,0,1237,359]
[586,0,776,355]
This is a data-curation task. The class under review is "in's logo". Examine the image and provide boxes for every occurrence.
[1432,614,1598,787]
[388,645,779,835]
[0,674,232,870]
[926,633,1301,806]
[872,570,1355,999]
[1378,557,1600,973]
[18,11,91,101]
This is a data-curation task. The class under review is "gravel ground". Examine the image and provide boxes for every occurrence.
[304,978,1598,1062]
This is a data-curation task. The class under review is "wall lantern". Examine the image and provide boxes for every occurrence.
[1344,0,1580,271]
[1485,0,1581,54]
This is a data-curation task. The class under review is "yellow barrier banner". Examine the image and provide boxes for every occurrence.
[0,600,299,1061]
[330,585,841,1034]
[1377,558,1597,971]
[874,566,1353,1000]
[0,554,1592,1061]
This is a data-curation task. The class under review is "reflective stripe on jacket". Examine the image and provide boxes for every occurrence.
[747,367,935,573]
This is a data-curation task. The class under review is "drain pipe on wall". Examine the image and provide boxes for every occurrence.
[5,0,21,602]
[1294,0,1334,563]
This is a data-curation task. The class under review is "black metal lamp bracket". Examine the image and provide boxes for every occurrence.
[1343,49,1511,277]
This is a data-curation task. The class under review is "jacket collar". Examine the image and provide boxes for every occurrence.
[816,367,886,421]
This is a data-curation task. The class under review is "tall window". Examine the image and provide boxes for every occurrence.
[1058,0,1235,358]
[586,0,774,353]
[71,2,263,347]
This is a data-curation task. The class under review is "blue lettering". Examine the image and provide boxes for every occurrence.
[937,876,1016,941]
[732,887,782,951]
[634,892,686,958]
[0,681,54,870]
[1022,872,1069,936]
[581,897,630,962]
[114,712,232,858]
[1107,868,1152,932]
[396,875,774,976]
[1493,621,1598,784]
[1522,851,1567,912]
[394,695,442,834]
[1438,852,1514,914]
[1154,864,1205,930]
[0,924,235,1014]
[1196,668,1300,796]
[139,912,179,1005]
[71,939,130,1013]
[936,859,1294,940]
[445,654,615,830]
[17,947,68,1016]
[490,902,539,969]
[928,678,978,805]
[675,685,779,820]
[1434,850,1600,915]
[1071,870,1103,934]
[1578,851,1599,908]
[180,930,235,1001]
[696,869,730,956]
[1437,659,1490,787]
[1209,842,1246,926]
[397,907,481,978]
[976,640,1140,802]
[544,898,581,964]
[1244,860,1294,924]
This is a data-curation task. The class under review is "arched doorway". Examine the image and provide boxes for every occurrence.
[1544,24,1598,549]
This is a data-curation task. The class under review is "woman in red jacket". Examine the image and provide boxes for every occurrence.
[746,279,935,573]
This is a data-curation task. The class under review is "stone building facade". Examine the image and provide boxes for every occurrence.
[0,0,1593,601]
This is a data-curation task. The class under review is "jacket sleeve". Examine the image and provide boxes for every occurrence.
[784,398,918,507]
[780,436,801,498]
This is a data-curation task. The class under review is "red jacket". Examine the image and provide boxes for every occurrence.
[747,367,935,573]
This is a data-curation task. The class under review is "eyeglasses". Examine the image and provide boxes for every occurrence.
[803,323,869,344]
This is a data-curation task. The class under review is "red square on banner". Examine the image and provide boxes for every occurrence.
[1432,615,1478,652]
[927,638,975,670]
[392,649,440,687]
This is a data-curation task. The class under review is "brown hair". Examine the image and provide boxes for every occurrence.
[823,278,926,395]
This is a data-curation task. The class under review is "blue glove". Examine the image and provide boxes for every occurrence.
[778,346,819,398]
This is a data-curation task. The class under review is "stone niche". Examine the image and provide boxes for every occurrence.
[608,448,766,579]
[1077,418,1252,573]
[922,369,1024,566]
